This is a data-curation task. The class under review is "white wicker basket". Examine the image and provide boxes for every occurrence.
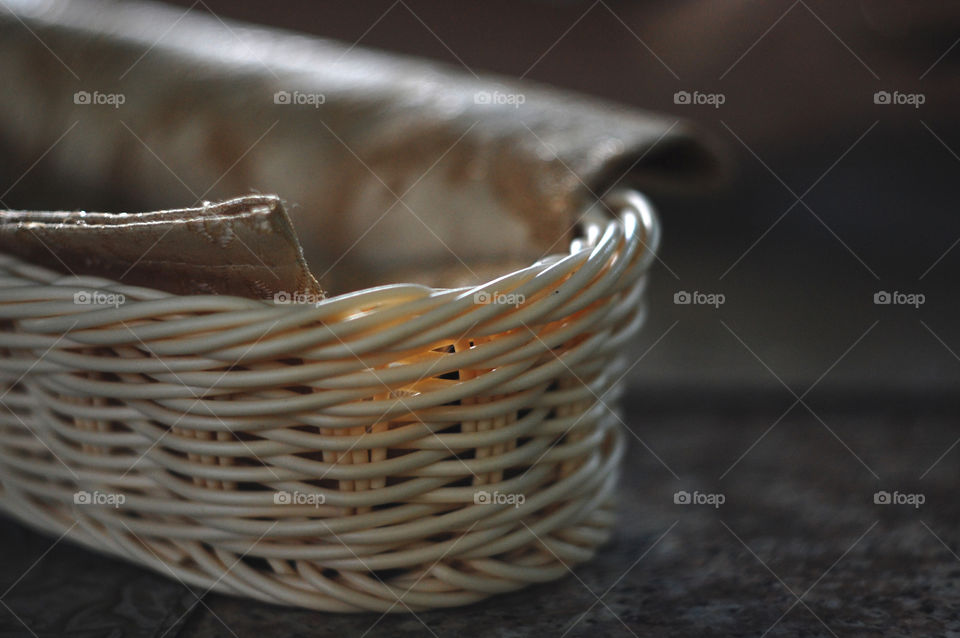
[0,189,658,612]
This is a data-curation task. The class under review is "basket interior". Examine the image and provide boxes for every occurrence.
[284,182,581,294]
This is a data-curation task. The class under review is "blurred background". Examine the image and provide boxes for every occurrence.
[6,0,960,410]
[155,0,960,410]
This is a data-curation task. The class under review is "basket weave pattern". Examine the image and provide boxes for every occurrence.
[0,191,657,612]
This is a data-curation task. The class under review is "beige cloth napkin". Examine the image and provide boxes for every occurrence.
[0,0,722,297]
[0,196,320,298]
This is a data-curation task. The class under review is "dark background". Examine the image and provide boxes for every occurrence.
[151,0,960,404]
[2,1,960,636]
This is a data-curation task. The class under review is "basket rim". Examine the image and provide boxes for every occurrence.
[0,189,659,317]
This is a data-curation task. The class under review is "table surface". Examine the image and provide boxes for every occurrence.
[3,401,957,638]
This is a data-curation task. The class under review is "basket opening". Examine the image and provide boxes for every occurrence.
[286,187,576,294]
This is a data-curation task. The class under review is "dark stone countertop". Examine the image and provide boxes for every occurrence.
[3,404,958,638]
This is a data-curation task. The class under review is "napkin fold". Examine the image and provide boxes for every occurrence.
[0,0,723,296]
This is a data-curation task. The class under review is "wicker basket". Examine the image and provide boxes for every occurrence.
[0,189,658,612]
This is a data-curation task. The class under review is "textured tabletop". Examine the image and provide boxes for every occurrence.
[3,401,957,638]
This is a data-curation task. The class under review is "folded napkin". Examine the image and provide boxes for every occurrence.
[0,0,722,297]
[0,195,320,298]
